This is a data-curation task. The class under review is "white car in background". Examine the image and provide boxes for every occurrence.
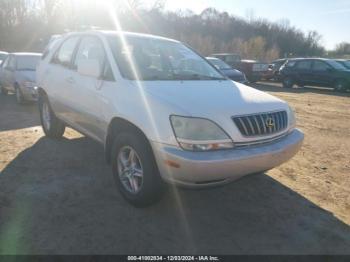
[36,31,304,206]
[0,52,42,103]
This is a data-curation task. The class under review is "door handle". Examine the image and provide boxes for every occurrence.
[65,77,75,84]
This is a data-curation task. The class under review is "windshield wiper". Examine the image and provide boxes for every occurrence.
[172,73,225,81]
[18,68,35,71]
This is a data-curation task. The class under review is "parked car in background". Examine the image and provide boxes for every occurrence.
[336,59,350,70]
[0,51,8,66]
[279,58,350,91]
[36,31,303,206]
[211,53,269,82]
[0,52,42,103]
[268,59,288,80]
[206,57,248,84]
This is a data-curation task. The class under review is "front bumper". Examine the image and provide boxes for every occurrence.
[151,129,304,187]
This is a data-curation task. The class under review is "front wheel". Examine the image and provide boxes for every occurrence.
[111,132,165,207]
[39,95,65,138]
[282,77,294,88]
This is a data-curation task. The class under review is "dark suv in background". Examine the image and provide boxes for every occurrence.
[279,58,350,91]
[336,60,350,70]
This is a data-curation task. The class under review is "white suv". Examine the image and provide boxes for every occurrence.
[37,31,304,206]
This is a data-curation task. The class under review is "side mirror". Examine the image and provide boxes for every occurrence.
[77,59,101,78]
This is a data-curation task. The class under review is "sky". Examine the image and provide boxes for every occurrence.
[158,0,350,50]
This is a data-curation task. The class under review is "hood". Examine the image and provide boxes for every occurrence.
[15,70,36,82]
[140,80,288,120]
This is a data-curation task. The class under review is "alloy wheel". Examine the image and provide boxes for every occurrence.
[42,102,51,131]
[117,146,144,194]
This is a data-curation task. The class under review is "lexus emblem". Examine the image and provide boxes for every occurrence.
[266,117,275,128]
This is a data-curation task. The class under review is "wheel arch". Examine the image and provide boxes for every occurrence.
[105,117,152,164]
[37,87,47,98]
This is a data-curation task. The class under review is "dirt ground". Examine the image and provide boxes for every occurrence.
[0,82,349,255]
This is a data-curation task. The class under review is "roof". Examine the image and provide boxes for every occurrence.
[65,30,180,43]
[11,52,42,57]
[272,59,287,63]
[205,57,220,60]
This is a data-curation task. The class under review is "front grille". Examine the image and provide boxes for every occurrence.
[233,111,288,137]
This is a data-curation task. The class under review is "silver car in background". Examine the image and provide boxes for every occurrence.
[0,52,42,103]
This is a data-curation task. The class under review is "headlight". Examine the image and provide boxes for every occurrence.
[287,105,296,130]
[170,115,234,151]
[23,81,36,88]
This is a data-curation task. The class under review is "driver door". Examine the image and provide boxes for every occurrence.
[70,35,113,143]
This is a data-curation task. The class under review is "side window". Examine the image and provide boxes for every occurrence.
[295,60,312,70]
[54,36,80,67]
[313,61,330,71]
[74,36,114,81]
[8,56,16,70]
[74,36,105,69]
[2,57,9,68]
[286,61,296,67]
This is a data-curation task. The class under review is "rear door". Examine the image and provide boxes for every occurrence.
[294,60,312,84]
[311,60,334,87]
[47,36,81,123]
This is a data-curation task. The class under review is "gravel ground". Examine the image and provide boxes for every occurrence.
[0,82,349,255]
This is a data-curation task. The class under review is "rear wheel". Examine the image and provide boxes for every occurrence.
[282,77,294,88]
[0,85,8,95]
[39,95,65,138]
[111,132,165,207]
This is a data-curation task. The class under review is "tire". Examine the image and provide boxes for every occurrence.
[0,85,8,95]
[15,85,24,104]
[39,94,65,138]
[282,76,294,88]
[334,79,346,92]
[111,132,165,207]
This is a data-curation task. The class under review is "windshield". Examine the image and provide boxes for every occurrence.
[0,53,7,61]
[208,58,232,70]
[16,55,41,71]
[338,60,350,69]
[108,35,225,81]
[327,60,347,70]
